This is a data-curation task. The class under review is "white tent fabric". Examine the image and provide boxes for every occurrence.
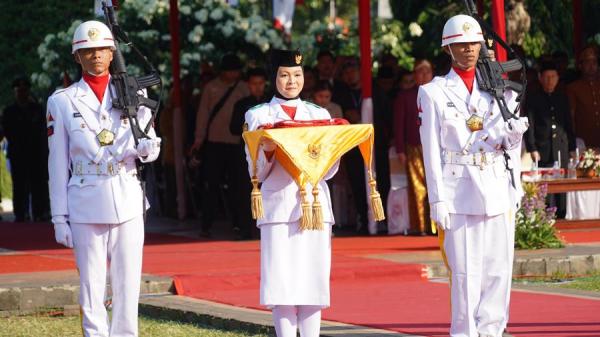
[273,0,296,33]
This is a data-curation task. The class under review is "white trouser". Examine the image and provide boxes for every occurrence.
[272,305,322,337]
[71,216,145,337]
[443,212,514,337]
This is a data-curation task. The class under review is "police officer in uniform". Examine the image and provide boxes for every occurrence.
[47,21,161,337]
[244,49,338,337]
[418,15,528,337]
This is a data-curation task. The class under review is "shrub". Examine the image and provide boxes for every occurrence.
[515,182,564,250]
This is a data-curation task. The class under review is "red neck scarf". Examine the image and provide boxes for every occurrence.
[453,66,476,94]
[281,105,297,120]
[83,73,110,103]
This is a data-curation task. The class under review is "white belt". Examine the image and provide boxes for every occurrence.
[72,160,137,176]
[442,151,502,170]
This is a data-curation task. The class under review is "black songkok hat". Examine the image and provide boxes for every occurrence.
[269,49,304,72]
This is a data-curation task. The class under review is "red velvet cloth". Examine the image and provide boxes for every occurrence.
[83,73,110,103]
[453,66,476,94]
[259,118,349,130]
[281,105,297,120]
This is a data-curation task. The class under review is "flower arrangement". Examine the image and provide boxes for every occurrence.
[576,149,600,177]
[292,17,414,69]
[515,182,564,250]
[32,0,284,91]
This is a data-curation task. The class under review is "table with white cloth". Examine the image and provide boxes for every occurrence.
[541,178,600,229]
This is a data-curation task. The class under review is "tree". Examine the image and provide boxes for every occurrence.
[0,1,89,109]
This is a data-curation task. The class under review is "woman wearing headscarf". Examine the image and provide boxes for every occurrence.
[243,49,338,337]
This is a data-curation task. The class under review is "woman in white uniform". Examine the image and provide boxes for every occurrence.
[244,49,338,337]
[418,15,528,337]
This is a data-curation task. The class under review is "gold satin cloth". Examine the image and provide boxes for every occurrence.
[244,124,374,187]
[406,144,435,234]
[243,124,385,229]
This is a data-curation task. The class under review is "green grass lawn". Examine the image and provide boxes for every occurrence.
[0,315,269,337]
[557,272,600,292]
[513,272,600,293]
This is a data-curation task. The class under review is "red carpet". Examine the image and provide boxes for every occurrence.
[559,229,600,243]
[0,254,75,273]
[2,221,600,337]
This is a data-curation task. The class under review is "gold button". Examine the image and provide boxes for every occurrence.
[81,124,86,128]
[101,115,107,120]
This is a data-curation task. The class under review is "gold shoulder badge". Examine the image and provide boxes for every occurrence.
[295,54,302,65]
[242,123,249,132]
[88,28,100,41]
[308,143,321,159]
[462,22,472,32]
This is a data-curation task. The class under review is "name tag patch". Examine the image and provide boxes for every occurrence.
[446,102,455,108]
[73,112,82,118]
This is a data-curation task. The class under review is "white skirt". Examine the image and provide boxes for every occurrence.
[260,221,332,308]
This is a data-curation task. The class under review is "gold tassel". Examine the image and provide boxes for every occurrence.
[250,176,264,219]
[368,177,386,221]
[299,185,313,230]
[311,186,324,230]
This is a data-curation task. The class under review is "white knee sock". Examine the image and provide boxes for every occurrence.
[272,305,298,337]
[297,305,322,337]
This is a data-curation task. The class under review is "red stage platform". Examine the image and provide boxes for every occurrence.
[1,222,599,337]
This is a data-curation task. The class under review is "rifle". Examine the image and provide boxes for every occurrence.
[101,2,162,148]
[102,2,163,218]
[463,0,527,125]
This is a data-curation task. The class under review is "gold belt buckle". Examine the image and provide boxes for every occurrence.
[108,162,114,175]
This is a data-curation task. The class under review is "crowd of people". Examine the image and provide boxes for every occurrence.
[1,29,599,238]
[155,44,600,239]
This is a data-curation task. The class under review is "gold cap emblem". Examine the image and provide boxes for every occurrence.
[462,22,472,33]
[308,143,321,159]
[295,54,302,65]
[88,28,100,41]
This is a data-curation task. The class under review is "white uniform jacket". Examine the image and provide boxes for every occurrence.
[244,97,339,226]
[418,68,526,216]
[47,78,159,224]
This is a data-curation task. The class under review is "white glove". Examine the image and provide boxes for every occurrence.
[430,202,451,231]
[137,137,162,157]
[261,139,276,152]
[52,215,73,248]
[507,117,529,137]
[503,117,529,148]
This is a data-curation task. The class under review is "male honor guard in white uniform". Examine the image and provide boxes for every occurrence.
[418,15,528,337]
[244,49,338,337]
[47,21,161,337]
